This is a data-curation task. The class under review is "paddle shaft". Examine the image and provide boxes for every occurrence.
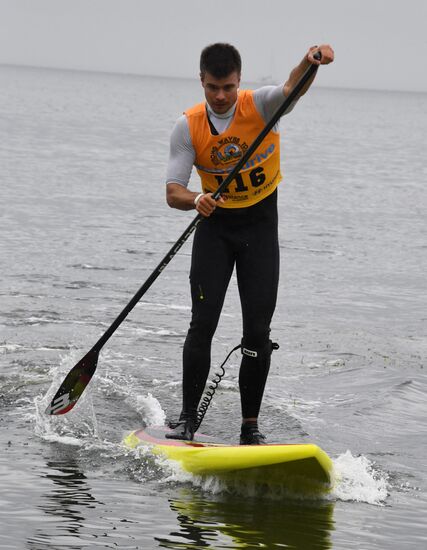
[92,56,320,352]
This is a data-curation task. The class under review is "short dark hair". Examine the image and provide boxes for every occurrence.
[200,43,242,78]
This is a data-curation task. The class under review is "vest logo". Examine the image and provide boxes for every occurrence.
[211,136,248,166]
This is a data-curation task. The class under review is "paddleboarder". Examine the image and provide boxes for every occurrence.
[165,43,334,444]
[44,44,333,423]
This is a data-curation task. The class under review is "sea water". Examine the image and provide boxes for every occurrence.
[1,64,426,549]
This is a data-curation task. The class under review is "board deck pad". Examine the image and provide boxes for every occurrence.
[124,426,333,493]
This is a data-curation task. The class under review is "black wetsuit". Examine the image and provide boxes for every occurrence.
[181,189,279,421]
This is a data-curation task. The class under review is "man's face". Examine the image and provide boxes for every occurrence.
[201,71,241,115]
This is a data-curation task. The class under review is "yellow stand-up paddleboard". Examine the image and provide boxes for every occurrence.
[124,426,333,495]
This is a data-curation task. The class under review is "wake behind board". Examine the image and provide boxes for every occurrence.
[124,426,333,494]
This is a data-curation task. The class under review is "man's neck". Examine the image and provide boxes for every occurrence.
[206,101,237,119]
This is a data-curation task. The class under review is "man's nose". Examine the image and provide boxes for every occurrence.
[216,88,225,100]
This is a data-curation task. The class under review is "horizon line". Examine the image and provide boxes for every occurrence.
[1,61,426,96]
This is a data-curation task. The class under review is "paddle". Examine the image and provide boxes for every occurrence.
[46,52,321,415]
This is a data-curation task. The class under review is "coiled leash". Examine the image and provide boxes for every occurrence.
[194,343,242,431]
[194,341,279,431]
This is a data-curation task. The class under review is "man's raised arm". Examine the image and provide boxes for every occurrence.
[283,44,334,99]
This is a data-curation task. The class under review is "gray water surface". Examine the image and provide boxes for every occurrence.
[1,65,426,549]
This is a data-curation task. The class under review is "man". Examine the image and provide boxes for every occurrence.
[165,43,334,444]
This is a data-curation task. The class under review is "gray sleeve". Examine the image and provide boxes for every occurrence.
[165,115,195,187]
[253,85,298,126]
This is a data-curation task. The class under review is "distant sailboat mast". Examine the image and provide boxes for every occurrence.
[258,49,276,84]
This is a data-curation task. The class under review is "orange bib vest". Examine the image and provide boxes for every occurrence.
[185,90,282,208]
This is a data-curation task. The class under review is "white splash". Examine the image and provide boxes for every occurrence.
[31,351,99,446]
[143,449,389,503]
[331,450,389,505]
[127,392,166,426]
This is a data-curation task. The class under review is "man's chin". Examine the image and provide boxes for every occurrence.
[212,104,229,114]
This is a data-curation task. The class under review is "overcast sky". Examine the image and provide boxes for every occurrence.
[1,0,426,92]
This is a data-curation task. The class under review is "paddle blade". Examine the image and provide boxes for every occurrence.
[45,348,100,415]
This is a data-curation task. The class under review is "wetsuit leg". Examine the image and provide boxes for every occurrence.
[180,216,235,421]
[236,207,280,419]
[239,341,275,420]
